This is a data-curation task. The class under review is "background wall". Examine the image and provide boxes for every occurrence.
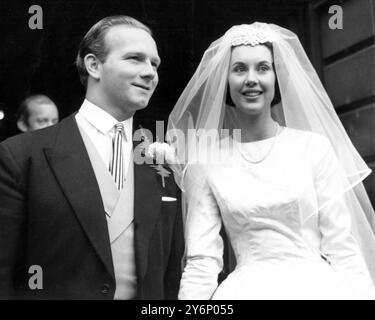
[308,0,375,205]
[0,0,373,204]
[0,0,308,136]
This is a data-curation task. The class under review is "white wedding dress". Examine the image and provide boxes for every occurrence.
[178,128,375,300]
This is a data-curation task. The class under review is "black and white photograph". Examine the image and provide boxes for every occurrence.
[0,0,374,304]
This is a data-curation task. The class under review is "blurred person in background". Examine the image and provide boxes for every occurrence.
[16,94,59,132]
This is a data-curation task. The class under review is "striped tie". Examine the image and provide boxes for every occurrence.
[110,123,126,190]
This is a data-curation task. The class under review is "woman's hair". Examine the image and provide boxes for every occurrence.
[226,41,281,107]
[75,15,152,88]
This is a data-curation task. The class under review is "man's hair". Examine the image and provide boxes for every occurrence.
[17,94,55,124]
[75,15,152,88]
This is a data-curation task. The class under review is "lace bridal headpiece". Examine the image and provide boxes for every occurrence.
[223,23,276,47]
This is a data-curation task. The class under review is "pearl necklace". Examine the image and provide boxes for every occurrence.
[236,122,281,164]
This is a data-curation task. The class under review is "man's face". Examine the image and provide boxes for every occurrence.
[98,26,160,114]
[25,102,59,131]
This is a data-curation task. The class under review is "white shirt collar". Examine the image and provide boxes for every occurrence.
[78,99,133,138]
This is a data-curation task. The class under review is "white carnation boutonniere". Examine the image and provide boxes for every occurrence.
[147,142,176,188]
[146,142,177,164]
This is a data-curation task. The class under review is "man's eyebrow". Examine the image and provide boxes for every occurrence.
[121,51,142,57]
[122,52,161,64]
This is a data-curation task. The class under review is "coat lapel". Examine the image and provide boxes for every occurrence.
[43,115,115,280]
[133,150,162,279]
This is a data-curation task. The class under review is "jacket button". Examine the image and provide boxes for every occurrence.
[101,284,110,294]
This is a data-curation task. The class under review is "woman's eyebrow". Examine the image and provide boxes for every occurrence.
[230,60,273,67]
[231,60,246,65]
[258,60,273,64]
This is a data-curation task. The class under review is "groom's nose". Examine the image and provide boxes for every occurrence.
[140,60,158,81]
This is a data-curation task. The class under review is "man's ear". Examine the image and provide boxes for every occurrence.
[84,53,102,80]
[17,119,29,132]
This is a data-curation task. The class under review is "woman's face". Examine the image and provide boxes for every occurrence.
[227,44,276,116]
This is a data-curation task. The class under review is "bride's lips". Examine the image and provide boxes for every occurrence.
[242,89,263,99]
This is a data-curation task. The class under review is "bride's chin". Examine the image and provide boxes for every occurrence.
[235,104,265,116]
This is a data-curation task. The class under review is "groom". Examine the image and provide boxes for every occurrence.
[0,16,184,299]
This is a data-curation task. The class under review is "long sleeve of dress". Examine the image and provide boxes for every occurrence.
[314,137,375,299]
[178,165,224,300]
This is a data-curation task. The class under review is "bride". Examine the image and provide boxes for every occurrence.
[166,22,375,299]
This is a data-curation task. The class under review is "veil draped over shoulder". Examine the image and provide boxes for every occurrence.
[166,22,375,281]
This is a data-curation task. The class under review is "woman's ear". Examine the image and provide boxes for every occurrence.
[83,53,102,81]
